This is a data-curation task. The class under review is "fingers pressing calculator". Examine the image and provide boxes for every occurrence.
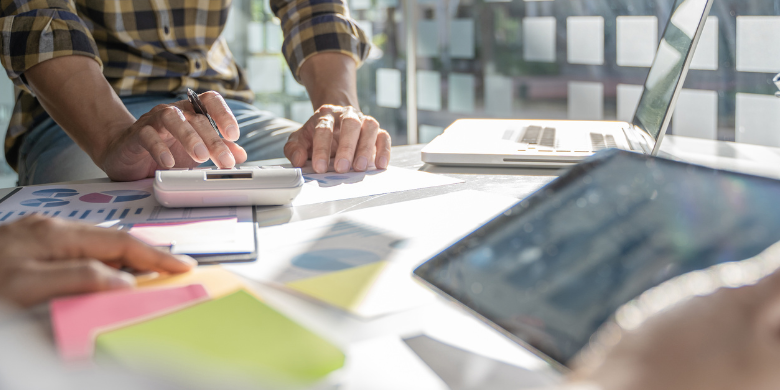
[153,166,304,208]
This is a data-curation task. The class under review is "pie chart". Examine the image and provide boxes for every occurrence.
[32,188,79,198]
[80,190,151,203]
[21,198,70,208]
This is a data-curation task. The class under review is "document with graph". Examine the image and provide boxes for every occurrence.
[0,180,256,261]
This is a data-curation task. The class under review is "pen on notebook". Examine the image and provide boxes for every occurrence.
[187,88,220,135]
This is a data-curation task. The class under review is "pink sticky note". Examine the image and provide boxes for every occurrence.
[51,284,209,361]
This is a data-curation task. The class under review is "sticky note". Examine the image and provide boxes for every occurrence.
[690,16,719,71]
[617,84,644,122]
[286,261,387,311]
[51,285,208,361]
[568,81,604,120]
[417,70,442,111]
[449,19,475,59]
[137,266,247,299]
[377,68,402,109]
[736,16,780,73]
[672,89,718,140]
[735,93,780,147]
[567,16,604,65]
[617,16,658,67]
[95,290,345,386]
[523,17,556,63]
[448,73,475,114]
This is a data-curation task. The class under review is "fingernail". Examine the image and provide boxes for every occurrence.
[336,158,350,173]
[378,156,388,169]
[291,150,303,166]
[314,159,328,173]
[108,272,135,289]
[160,151,175,168]
[226,124,239,140]
[173,254,198,268]
[194,143,209,161]
[218,151,235,167]
[355,156,368,171]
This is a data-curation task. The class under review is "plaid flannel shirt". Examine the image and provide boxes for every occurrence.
[0,0,370,168]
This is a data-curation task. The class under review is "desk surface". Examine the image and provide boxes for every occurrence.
[2,136,780,388]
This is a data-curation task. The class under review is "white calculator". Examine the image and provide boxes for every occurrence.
[153,166,304,208]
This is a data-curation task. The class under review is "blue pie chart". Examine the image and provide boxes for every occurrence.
[32,188,79,198]
[21,198,70,208]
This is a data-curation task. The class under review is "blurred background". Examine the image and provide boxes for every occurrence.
[1,0,777,185]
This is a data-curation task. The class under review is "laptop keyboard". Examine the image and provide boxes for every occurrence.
[509,125,617,153]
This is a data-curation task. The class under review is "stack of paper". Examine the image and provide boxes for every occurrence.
[95,290,345,386]
[51,285,209,361]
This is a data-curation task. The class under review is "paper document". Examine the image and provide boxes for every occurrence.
[291,165,463,206]
[95,290,345,387]
[50,284,209,361]
[129,218,255,254]
[228,190,519,317]
[0,180,255,254]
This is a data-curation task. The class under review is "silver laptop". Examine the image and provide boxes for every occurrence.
[422,0,714,168]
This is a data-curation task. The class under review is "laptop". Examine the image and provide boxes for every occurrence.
[413,149,780,371]
[422,0,714,168]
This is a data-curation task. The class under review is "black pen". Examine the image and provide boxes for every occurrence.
[187,88,220,135]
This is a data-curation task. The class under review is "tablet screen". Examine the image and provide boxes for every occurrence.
[414,150,780,366]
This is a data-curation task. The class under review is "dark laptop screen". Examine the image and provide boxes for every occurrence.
[414,150,780,366]
[632,0,712,142]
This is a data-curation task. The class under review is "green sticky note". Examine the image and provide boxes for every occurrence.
[95,290,344,386]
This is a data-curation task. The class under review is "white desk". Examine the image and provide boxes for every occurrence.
[1,135,779,389]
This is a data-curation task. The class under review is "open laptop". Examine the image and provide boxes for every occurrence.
[422,0,714,168]
[413,149,780,371]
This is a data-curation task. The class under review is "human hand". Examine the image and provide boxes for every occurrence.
[284,105,392,174]
[567,262,780,390]
[99,91,248,181]
[0,216,196,307]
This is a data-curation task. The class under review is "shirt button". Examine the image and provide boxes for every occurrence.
[164,25,170,35]
[195,61,201,69]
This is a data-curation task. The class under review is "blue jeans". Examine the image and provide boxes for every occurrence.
[16,94,301,185]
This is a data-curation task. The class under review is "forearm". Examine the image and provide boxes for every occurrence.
[23,56,136,166]
[298,52,360,110]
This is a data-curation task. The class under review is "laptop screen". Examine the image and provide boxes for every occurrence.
[632,0,712,146]
[414,150,780,367]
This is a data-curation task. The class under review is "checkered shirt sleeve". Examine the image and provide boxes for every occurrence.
[272,0,371,81]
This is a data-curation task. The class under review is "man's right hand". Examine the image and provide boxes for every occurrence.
[99,91,248,181]
[24,56,247,181]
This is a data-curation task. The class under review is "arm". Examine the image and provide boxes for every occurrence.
[23,56,247,180]
[0,215,195,307]
[272,0,391,173]
[0,1,246,181]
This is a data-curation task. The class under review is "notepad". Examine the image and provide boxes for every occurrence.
[51,284,209,361]
[94,290,345,386]
[136,266,248,298]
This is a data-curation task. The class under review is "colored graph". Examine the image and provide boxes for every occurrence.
[21,198,70,208]
[291,249,380,271]
[32,188,79,198]
[80,190,151,203]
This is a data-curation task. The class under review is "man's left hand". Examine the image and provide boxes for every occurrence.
[284,104,391,174]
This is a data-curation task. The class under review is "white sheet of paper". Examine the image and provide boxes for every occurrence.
[227,190,518,317]
[129,217,255,254]
[292,165,463,207]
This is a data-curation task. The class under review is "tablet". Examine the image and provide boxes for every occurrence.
[414,149,780,370]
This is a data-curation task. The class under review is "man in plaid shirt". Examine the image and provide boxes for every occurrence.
[0,0,391,184]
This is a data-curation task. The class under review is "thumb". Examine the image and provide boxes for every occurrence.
[7,260,135,307]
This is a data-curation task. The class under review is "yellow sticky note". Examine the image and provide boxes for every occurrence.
[137,266,248,299]
[286,261,386,310]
